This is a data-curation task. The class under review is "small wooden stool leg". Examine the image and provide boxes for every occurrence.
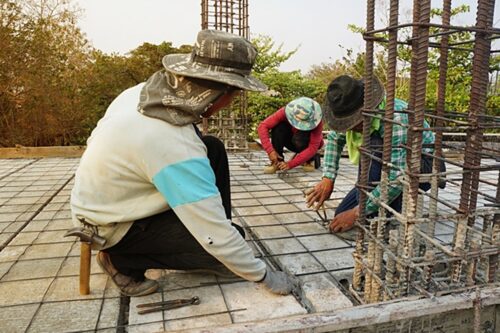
[80,242,91,295]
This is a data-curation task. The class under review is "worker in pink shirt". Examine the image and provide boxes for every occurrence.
[258,97,324,173]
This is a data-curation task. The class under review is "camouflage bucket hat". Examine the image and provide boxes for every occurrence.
[285,97,323,131]
[162,30,267,92]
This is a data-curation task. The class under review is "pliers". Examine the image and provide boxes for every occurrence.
[137,296,200,315]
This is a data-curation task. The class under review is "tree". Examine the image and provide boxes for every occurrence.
[0,0,92,146]
[0,0,193,146]
[79,42,192,138]
[308,4,499,121]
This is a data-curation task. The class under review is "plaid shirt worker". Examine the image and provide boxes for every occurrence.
[322,98,435,214]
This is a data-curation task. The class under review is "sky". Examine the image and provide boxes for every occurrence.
[74,0,499,73]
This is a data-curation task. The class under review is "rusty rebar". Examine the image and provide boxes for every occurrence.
[356,0,499,302]
[452,0,496,281]
[352,0,376,294]
[428,0,451,241]
[384,229,399,300]
[369,0,400,303]
[200,0,249,150]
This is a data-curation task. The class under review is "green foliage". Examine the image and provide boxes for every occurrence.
[251,35,297,74]
[78,42,192,137]
[310,4,500,123]
[0,0,92,146]
[1,1,497,146]
[0,0,193,146]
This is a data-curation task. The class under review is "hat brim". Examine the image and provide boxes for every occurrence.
[324,76,385,132]
[163,54,267,92]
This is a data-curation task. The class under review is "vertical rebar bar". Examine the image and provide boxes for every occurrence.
[353,0,376,294]
[364,219,377,302]
[384,229,399,301]
[396,0,421,297]
[402,0,431,296]
[428,0,452,240]
[370,0,400,303]
[466,241,480,286]
[422,250,435,290]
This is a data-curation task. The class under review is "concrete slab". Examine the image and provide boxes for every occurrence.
[299,273,353,312]
[28,299,102,332]
[59,255,101,277]
[44,274,108,301]
[0,245,28,263]
[0,278,52,306]
[275,253,324,275]
[250,225,293,239]
[299,234,350,251]
[221,281,307,323]
[96,298,122,330]
[314,249,354,271]
[0,303,39,333]
[267,203,300,214]
[2,257,64,281]
[287,222,328,236]
[9,231,40,246]
[0,261,13,279]
[234,205,270,216]
[32,230,69,244]
[21,242,72,260]
[261,237,306,255]
[164,313,232,331]
[274,212,313,224]
[243,215,281,227]
[0,154,487,332]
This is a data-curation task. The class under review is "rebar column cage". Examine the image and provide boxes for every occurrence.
[352,0,500,304]
[200,0,250,151]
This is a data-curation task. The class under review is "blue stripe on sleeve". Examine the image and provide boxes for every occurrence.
[152,157,219,208]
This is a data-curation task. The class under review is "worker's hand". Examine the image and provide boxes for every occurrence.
[277,161,290,171]
[268,150,282,164]
[260,269,299,295]
[305,178,334,210]
[329,206,359,233]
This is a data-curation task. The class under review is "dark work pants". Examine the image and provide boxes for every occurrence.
[335,132,435,216]
[105,135,244,281]
[271,122,315,162]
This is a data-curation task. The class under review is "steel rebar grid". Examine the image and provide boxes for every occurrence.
[452,0,497,283]
[353,0,499,303]
[200,0,250,151]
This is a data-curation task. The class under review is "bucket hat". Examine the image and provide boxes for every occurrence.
[323,75,384,131]
[285,97,322,131]
[162,30,267,92]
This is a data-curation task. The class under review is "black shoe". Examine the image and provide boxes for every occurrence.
[314,154,321,169]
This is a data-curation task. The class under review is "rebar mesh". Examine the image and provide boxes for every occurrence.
[352,0,500,303]
[200,0,250,151]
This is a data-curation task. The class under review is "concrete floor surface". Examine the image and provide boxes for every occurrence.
[0,152,492,332]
